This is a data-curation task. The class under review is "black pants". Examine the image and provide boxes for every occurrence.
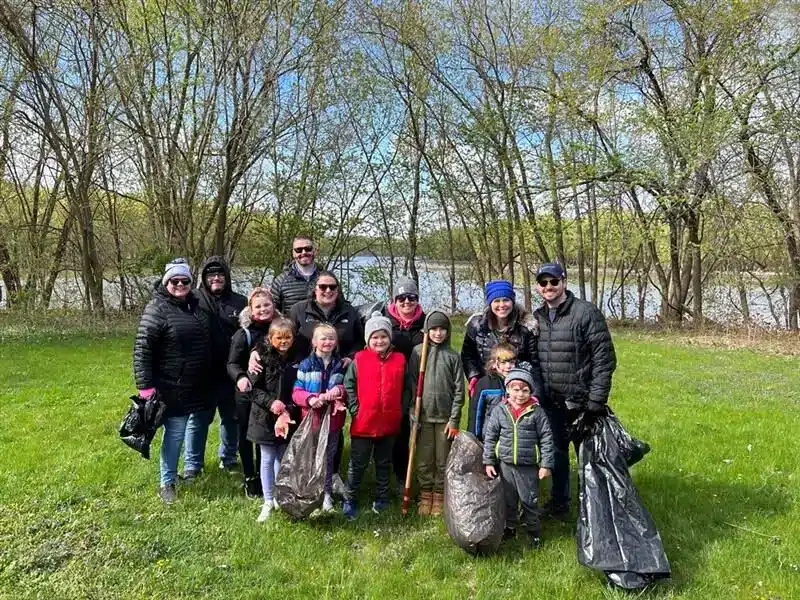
[543,403,571,510]
[235,401,259,479]
[345,435,395,503]
[392,418,411,482]
[499,462,541,534]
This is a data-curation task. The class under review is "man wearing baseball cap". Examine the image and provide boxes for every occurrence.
[533,262,616,519]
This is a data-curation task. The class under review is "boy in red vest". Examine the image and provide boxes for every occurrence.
[342,312,409,519]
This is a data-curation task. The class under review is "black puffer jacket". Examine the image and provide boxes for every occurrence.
[133,282,213,417]
[461,306,542,384]
[247,344,301,445]
[289,298,364,358]
[482,400,555,468]
[533,291,616,409]
[270,262,320,314]
[358,300,426,360]
[226,307,271,403]
[196,256,247,375]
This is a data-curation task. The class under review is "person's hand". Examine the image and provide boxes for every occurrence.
[333,400,346,414]
[538,467,551,480]
[236,378,251,393]
[585,400,606,415]
[270,399,286,415]
[485,465,497,478]
[138,388,156,400]
[409,412,418,428]
[444,424,459,440]
[327,386,343,400]
[309,395,323,409]
[274,412,295,438]
[317,391,330,404]
[468,377,478,396]
[341,357,352,368]
[248,350,263,374]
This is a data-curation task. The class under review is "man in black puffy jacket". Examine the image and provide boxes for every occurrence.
[533,263,616,518]
[270,235,321,313]
[196,256,247,471]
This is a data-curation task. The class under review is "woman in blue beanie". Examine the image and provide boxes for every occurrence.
[460,280,542,399]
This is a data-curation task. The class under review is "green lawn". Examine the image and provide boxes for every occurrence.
[0,328,798,599]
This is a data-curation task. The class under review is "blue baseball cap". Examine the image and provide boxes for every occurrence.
[536,263,566,279]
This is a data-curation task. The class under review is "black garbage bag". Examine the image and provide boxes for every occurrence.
[571,408,650,467]
[119,392,167,460]
[275,409,330,519]
[444,432,505,555]
[577,414,671,590]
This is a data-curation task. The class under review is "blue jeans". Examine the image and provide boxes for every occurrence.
[159,409,213,486]
[217,400,238,465]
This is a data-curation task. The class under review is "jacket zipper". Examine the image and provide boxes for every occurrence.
[506,404,536,465]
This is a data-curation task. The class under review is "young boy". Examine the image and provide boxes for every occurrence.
[343,312,409,519]
[408,311,464,516]
[468,342,517,440]
[483,368,554,546]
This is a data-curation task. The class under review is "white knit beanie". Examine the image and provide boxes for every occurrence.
[162,258,193,286]
[364,311,393,343]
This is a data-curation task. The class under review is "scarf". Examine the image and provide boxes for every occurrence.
[388,302,423,330]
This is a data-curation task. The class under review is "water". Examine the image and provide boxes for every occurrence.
[0,256,790,327]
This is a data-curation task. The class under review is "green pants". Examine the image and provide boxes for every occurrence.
[416,422,451,493]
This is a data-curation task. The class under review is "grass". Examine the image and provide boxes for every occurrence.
[1,325,799,600]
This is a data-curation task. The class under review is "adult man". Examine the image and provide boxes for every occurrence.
[196,256,247,472]
[270,235,321,314]
[533,262,616,517]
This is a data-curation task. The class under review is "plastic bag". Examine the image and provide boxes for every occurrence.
[444,432,505,555]
[275,409,330,519]
[571,408,650,467]
[577,414,670,589]
[119,392,167,460]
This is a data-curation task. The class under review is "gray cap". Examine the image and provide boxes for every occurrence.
[393,277,419,299]
[365,311,393,344]
[504,368,535,392]
[162,258,192,286]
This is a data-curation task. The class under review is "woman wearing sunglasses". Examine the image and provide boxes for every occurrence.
[288,271,365,359]
[133,258,215,504]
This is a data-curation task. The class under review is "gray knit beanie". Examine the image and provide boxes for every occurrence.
[365,311,393,343]
[393,277,419,299]
[162,258,193,286]
[504,368,535,392]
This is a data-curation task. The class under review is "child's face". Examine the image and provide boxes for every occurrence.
[368,330,391,353]
[495,356,515,377]
[428,327,448,344]
[313,331,337,355]
[270,329,294,354]
[251,295,274,322]
[507,380,531,406]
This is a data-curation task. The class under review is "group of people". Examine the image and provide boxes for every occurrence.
[132,235,616,546]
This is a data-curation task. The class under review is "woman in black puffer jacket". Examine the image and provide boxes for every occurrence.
[133,258,214,504]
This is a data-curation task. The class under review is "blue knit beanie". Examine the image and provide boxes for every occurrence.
[485,280,515,304]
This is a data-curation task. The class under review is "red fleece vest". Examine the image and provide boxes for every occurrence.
[351,349,406,438]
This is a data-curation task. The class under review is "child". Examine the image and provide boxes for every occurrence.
[247,317,300,522]
[292,323,348,513]
[342,312,409,519]
[227,287,276,498]
[408,311,464,516]
[483,368,554,547]
[467,343,517,440]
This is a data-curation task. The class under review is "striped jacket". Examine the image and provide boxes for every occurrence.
[292,353,347,432]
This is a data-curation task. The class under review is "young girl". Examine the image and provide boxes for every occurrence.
[227,287,277,498]
[292,323,348,512]
[467,343,517,440]
[247,317,300,522]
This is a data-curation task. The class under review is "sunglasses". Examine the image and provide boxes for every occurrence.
[396,294,418,303]
[169,278,191,286]
[293,246,314,254]
[206,272,225,279]
[317,283,338,292]
[537,278,562,287]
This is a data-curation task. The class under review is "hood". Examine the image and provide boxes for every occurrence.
[199,255,232,294]
[424,310,451,347]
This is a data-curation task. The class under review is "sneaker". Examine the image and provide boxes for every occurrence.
[179,469,202,483]
[322,493,335,513]
[257,502,273,522]
[159,483,177,504]
[332,474,346,498]
[244,477,262,499]
[273,498,280,510]
[503,527,517,540]
[342,500,358,520]
[219,460,239,473]
[371,499,390,514]
[529,534,542,548]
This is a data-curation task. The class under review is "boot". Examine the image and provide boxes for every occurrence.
[430,492,444,516]
[417,490,433,516]
[244,477,262,499]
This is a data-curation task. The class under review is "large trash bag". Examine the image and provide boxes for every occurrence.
[119,392,167,460]
[444,432,505,555]
[577,414,671,590]
[571,408,650,467]
[275,409,330,519]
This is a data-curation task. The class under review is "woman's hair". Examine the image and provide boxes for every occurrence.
[248,286,272,308]
[268,317,295,336]
[485,342,516,374]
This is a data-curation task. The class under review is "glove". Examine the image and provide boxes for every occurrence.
[585,400,606,414]
[139,388,156,400]
[468,377,478,396]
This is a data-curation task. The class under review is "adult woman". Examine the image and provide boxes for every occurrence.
[133,258,214,503]
[461,279,542,397]
[288,271,364,358]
